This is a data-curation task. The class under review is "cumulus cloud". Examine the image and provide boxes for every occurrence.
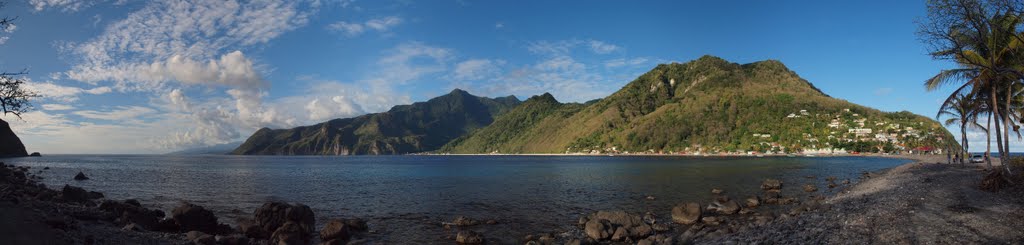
[62,0,317,90]
[328,16,403,37]
[68,51,266,90]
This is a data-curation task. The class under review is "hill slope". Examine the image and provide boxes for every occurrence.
[0,119,27,157]
[442,56,956,154]
[232,89,520,155]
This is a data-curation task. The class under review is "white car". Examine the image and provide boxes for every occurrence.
[969,154,985,163]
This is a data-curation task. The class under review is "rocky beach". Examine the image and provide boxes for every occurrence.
[0,155,1019,244]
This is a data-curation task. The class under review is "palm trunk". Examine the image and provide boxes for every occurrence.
[987,111,993,169]
[962,123,968,165]
[991,89,1005,168]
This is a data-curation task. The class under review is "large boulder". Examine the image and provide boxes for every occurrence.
[671,202,702,225]
[187,231,216,245]
[319,219,351,241]
[251,202,316,242]
[583,210,653,240]
[707,198,740,215]
[171,202,221,234]
[745,196,761,208]
[584,219,610,240]
[60,185,93,203]
[74,172,89,181]
[270,221,310,245]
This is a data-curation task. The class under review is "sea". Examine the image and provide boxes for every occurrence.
[0,155,911,244]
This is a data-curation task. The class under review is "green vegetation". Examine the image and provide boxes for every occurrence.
[231,89,520,155]
[442,56,956,154]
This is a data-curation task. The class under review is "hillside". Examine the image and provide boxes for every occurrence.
[442,55,956,154]
[232,89,520,155]
[0,119,28,157]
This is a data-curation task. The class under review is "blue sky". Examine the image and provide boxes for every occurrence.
[0,0,1000,153]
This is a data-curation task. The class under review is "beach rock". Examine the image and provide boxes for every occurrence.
[825,176,837,181]
[253,202,316,240]
[29,152,41,157]
[187,231,216,245]
[455,230,484,244]
[271,221,310,245]
[60,184,92,203]
[171,202,221,234]
[803,184,818,192]
[745,196,760,208]
[237,218,265,239]
[319,219,351,241]
[43,167,50,170]
[827,182,837,188]
[842,179,851,185]
[451,216,478,226]
[344,218,368,232]
[707,199,740,215]
[584,219,610,240]
[73,172,89,180]
[611,226,628,241]
[629,223,654,238]
[761,179,782,190]
[671,202,702,224]
[711,188,723,195]
[588,210,644,227]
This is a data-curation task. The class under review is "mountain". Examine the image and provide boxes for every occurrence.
[167,141,242,155]
[441,55,956,154]
[232,89,521,155]
[0,119,28,157]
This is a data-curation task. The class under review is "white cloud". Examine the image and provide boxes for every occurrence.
[588,40,620,54]
[605,57,650,68]
[69,51,266,90]
[73,106,157,121]
[527,39,622,56]
[23,81,113,102]
[495,22,504,29]
[328,16,403,37]
[453,59,504,81]
[377,42,453,84]
[41,104,74,111]
[29,0,93,12]
[62,0,317,90]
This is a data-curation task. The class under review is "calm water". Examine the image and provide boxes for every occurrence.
[0,155,909,244]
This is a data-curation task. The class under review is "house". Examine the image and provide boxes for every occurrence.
[849,128,873,137]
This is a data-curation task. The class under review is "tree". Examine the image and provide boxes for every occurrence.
[921,0,1024,174]
[0,3,37,119]
[938,92,982,165]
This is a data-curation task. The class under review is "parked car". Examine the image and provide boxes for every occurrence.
[970,154,985,163]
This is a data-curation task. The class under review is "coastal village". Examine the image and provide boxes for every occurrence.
[564,108,948,156]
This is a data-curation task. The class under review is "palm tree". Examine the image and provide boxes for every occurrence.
[938,93,981,165]
[925,12,1023,174]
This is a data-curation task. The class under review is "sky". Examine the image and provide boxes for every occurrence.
[0,0,1007,154]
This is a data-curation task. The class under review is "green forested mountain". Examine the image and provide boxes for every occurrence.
[442,55,956,154]
[231,89,520,155]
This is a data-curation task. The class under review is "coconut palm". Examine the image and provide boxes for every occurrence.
[938,93,982,165]
[925,12,1024,173]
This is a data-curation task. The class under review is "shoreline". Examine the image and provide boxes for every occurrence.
[1,155,1018,244]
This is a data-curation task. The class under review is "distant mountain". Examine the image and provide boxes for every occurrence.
[0,119,28,157]
[441,55,956,154]
[167,141,242,155]
[232,89,521,155]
